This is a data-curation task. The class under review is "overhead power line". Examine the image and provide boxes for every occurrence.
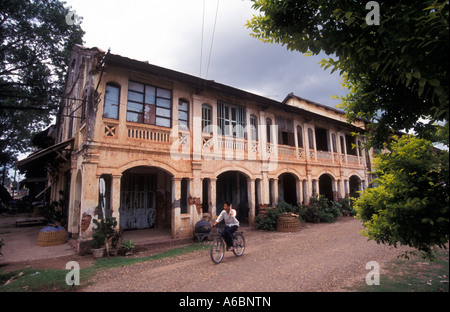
[199,0,220,88]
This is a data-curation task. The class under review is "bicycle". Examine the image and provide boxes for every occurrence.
[210,225,245,264]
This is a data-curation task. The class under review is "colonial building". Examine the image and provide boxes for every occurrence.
[18,45,371,243]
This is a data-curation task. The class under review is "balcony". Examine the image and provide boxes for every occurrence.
[101,121,173,151]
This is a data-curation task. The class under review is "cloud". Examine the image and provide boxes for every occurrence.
[66,0,347,108]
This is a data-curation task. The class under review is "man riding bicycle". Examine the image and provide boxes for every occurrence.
[213,200,239,251]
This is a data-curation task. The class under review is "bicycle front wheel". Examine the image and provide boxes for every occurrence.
[210,238,225,264]
[232,233,245,257]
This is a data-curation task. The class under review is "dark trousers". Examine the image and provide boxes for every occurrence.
[222,225,238,248]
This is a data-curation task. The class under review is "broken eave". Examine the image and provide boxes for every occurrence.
[16,138,74,172]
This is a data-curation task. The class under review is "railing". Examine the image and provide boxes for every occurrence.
[127,124,170,143]
[347,155,360,164]
[105,124,364,167]
[278,145,296,156]
[317,150,331,160]
[217,137,247,151]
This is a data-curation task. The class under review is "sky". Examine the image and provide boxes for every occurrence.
[64,0,348,107]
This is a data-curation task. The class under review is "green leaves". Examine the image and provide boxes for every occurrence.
[354,136,449,260]
[246,0,449,148]
[1,0,85,155]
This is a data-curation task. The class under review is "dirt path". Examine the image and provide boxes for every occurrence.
[80,217,411,292]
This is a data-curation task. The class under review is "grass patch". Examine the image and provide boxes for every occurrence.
[346,248,449,292]
[0,242,209,292]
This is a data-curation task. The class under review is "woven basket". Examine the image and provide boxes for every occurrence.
[277,213,301,232]
[37,228,68,247]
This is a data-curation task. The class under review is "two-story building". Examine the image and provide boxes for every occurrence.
[18,45,371,245]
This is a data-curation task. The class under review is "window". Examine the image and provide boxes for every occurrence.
[202,104,212,134]
[180,178,189,214]
[345,134,357,155]
[250,114,258,141]
[104,84,120,119]
[126,81,172,127]
[315,127,329,151]
[178,99,189,130]
[275,116,294,146]
[266,118,272,143]
[297,125,303,148]
[308,128,315,149]
[217,101,246,138]
[340,136,345,154]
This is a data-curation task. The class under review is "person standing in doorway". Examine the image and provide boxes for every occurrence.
[213,200,239,251]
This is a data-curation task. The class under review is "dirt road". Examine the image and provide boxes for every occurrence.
[81,217,410,292]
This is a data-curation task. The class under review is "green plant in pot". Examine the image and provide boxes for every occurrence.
[89,229,106,258]
[90,217,118,258]
[109,230,121,256]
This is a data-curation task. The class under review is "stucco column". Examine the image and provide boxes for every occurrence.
[344,179,349,198]
[191,163,203,226]
[247,178,256,226]
[332,179,338,201]
[210,178,217,221]
[296,178,301,205]
[311,179,318,197]
[302,180,308,205]
[111,174,122,229]
[271,178,279,205]
[261,170,270,205]
[192,97,203,161]
[171,177,182,238]
[79,162,98,239]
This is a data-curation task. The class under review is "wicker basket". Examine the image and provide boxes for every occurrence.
[277,212,301,232]
[37,228,68,247]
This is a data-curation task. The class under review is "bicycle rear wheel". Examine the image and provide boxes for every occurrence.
[210,238,225,264]
[232,233,245,257]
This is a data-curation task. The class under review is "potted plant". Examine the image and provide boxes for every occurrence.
[89,230,105,258]
[121,239,135,256]
[109,230,121,256]
[90,217,118,258]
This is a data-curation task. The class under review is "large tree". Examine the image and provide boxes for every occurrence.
[246,0,449,259]
[246,0,449,148]
[0,0,84,172]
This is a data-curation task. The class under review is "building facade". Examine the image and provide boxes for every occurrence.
[24,45,371,243]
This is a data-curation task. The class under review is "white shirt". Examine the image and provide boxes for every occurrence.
[216,209,239,227]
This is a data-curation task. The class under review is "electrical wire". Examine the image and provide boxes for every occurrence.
[205,0,220,81]
[199,0,206,80]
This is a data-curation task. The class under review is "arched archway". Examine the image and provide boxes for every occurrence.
[120,166,173,230]
[318,174,334,202]
[278,172,298,206]
[216,171,248,223]
[349,175,361,199]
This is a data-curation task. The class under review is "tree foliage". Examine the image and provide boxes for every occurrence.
[246,0,449,148]
[355,136,449,259]
[0,0,84,163]
[246,1,449,258]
